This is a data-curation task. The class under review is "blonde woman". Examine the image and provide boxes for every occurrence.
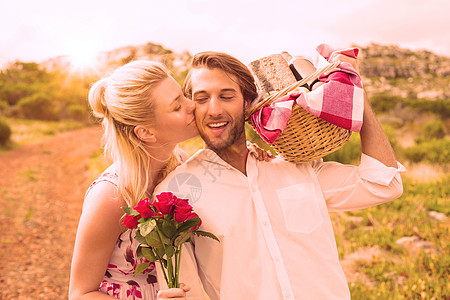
[69,60,270,300]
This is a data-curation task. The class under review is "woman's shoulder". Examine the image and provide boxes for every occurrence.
[96,164,119,185]
[82,166,126,216]
[86,165,118,194]
[83,181,125,211]
[83,164,123,206]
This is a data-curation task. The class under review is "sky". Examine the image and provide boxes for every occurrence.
[0,0,449,68]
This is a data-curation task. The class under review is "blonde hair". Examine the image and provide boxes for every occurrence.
[89,60,179,207]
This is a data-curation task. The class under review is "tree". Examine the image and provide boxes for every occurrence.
[0,62,55,106]
[17,93,59,120]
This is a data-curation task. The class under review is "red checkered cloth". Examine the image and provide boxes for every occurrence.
[250,44,364,144]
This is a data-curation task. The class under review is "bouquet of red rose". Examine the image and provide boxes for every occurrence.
[121,192,219,288]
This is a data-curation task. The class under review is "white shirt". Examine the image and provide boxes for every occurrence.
[155,149,406,300]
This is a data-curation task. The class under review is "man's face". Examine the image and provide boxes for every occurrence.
[189,67,247,152]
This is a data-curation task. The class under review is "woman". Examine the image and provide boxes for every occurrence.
[69,60,270,300]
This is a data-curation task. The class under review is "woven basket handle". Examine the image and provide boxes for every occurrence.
[245,61,340,120]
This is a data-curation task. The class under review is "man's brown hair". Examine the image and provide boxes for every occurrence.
[183,51,258,103]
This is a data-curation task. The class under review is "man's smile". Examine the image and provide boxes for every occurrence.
[207,121,229,128]
[204,121,231,137]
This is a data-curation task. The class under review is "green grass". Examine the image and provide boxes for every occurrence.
[20,168,37,182]
[1,189,14,202]
[0,118,85,151]
[331,176,449,299]
[349,251,448,299]
[24,205,35,220]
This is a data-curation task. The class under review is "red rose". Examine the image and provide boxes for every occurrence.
[187,212,202,231]
[121,214,140,229]
[134,198,155,218]
[173,198,193,223]
[153,192,177,215]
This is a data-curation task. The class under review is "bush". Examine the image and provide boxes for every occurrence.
[67,104,87,121]
[369,93,402,113]
[16,93,59,120]
[403,98,450,119]
[323,133,361,164]
[404,138,450,164]
[422,119,446,141]
[0,119,11,145]
[323,124,400,164]
[0,100,8,115]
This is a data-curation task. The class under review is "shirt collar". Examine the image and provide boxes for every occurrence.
[188,147,258,169]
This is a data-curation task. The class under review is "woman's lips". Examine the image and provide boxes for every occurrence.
[188,117,196,126]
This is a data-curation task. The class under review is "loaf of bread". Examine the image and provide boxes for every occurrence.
[248,54,297,93]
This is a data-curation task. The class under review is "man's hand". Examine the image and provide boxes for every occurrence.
[327,48,397,167]
[157,283,190,299]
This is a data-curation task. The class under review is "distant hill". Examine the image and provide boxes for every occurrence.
[356,43,450,100]
[358,43,450,78]
[102,42,449,101]
[40,41,450,100]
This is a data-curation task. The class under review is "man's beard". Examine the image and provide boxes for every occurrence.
[199,113,245,153]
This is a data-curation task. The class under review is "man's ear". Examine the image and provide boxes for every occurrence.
[134,125,156,143]
[244,98,252,110]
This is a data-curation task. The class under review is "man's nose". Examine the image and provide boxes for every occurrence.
[207,96,223,117]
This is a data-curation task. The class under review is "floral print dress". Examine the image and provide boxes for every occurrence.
[87,169,159,299]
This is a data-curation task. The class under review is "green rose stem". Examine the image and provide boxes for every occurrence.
[174,248,178,286]
[175,244,182,287]
[153,248,169,287]
[155,227,174,288]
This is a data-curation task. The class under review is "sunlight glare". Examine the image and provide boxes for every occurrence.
[66,45,99,71]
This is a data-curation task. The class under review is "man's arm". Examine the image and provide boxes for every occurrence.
[360,94,397,167]
[308,51,404,211]
[328,52,397,167]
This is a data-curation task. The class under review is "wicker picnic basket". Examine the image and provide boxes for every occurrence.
[245,61,352,163]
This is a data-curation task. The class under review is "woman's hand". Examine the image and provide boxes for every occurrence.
[248,142,275,161]
[157,283,191,299]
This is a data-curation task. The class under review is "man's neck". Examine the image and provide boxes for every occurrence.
[207,140,249,176]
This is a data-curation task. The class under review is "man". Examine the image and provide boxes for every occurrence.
[155,51,405,299]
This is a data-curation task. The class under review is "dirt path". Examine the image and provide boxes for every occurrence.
[0,126,103,299]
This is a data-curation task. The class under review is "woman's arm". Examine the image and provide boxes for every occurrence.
[69,181,126,299]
